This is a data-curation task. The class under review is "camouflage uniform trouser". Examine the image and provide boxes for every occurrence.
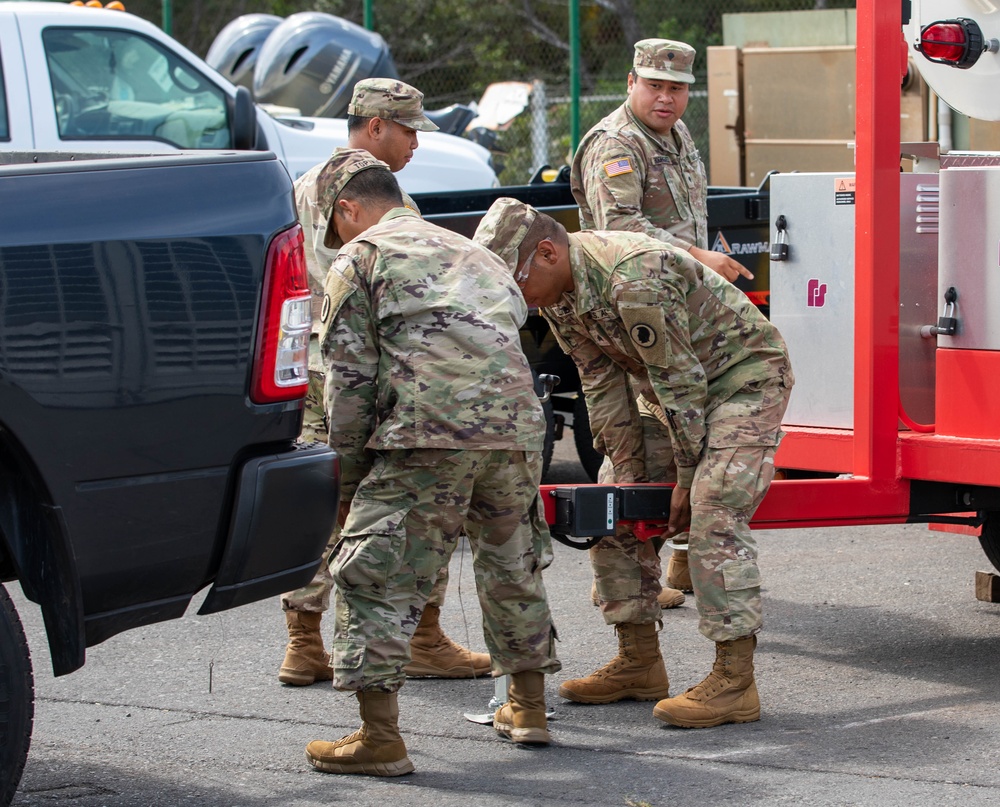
[280,531,455,612]
[594,381,789,643]
[330,447,561,693]
[281,356,449,612]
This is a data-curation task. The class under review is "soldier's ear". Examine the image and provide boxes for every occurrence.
[367,117,384,139]
[335,197,361,223]
[536,238,558,266]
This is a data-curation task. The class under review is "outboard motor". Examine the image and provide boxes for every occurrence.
[205,13,283,90]
[253,11,398,117]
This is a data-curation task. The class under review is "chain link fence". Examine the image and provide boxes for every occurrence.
[127,0,856,185]
[469,0,858,185]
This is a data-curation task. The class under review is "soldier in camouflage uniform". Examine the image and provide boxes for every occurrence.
[280,78,490,689]
[571,39,755,607]
[474,198,793,729]
[304,152,561,777]
[571,39,751,281]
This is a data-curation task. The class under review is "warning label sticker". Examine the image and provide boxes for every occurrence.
[834,177,856,205]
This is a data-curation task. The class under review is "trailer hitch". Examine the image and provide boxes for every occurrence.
[547,484,675,550]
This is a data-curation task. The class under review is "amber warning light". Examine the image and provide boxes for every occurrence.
[916,18,999,69]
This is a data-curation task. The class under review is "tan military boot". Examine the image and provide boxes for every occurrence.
[404,604,491,678]
[279,611,334,686]
[494,670,550,745]
[594,581,683,609]
[306,690,415,776]
[653,635,760,728]
[656,585,686,609]
[557,622,670,704]
[666,548,693,592]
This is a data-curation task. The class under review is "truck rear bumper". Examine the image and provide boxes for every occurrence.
[198,442,339,615]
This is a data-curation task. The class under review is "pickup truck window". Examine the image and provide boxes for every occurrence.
[42,27,230,149]
[0,52,8,141]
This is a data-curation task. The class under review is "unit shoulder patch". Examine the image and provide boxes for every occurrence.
[319,260,358,343]
[630,322,658,349]
[620,303,669,367]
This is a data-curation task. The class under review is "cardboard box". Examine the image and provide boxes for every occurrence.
[707,46,743,186]
[743,47,856,141]
[967,117,1000,150]
[900,61,930,143]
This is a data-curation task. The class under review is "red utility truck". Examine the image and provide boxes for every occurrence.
[539,0,1000,584]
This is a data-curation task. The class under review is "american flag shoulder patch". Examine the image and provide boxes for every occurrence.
[604,158,634,177]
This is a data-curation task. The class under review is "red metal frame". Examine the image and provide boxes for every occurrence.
[543,1,1000,533]
[773,1,1000,520]
[762,0,913,526]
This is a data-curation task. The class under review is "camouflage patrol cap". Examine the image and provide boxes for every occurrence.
[348,77,439,132]
[472,197,538,273]
[633,39,696,84]
[316,148,392,249]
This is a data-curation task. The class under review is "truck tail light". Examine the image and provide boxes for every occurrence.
[250,224,311,404]
[916,18,998,69]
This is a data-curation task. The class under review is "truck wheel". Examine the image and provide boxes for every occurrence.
[572,395,605,483]
[0,584,34,807]
[979,514,1000,573]
[532,372,555,479]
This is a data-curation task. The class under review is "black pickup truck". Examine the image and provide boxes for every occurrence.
[412,171,772,479]
[0,150,339,804]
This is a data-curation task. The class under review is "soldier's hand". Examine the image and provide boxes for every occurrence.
[689,246,754,282]
[665,485,692,539]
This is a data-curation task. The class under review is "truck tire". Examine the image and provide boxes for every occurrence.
[0,584,33,807]
[572,395,605,483]
[979,514,1000,574]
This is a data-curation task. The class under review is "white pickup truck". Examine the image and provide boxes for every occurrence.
[0,1,499,191]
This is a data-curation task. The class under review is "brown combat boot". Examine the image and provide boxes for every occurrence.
[593,580,684,610]
[494,670,550,745]
[404,604,491,678]
[653,635,760,728]
[666,548,693,592]
[279,611,334,686]
[656,585,686,609]
[557,622,670,704]
[306,690,415,776]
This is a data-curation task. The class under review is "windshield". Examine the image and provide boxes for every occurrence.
[43,27,230,148]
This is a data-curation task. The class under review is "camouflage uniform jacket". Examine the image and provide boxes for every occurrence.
[320,207,546,496]
[540,231,792,488]
[294,158,420,298]
[570,102,708,252]
[295,158,420,442]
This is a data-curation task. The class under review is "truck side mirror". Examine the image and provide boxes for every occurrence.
[232,86,257,150]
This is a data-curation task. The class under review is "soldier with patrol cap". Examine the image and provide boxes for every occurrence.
[473,197,793,728]
[296,77,436,295]
[571,39,753,606]
[304,151,560,776]
[279,78,491,689]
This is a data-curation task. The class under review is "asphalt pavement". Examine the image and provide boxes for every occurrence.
[9,435,1000,807]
